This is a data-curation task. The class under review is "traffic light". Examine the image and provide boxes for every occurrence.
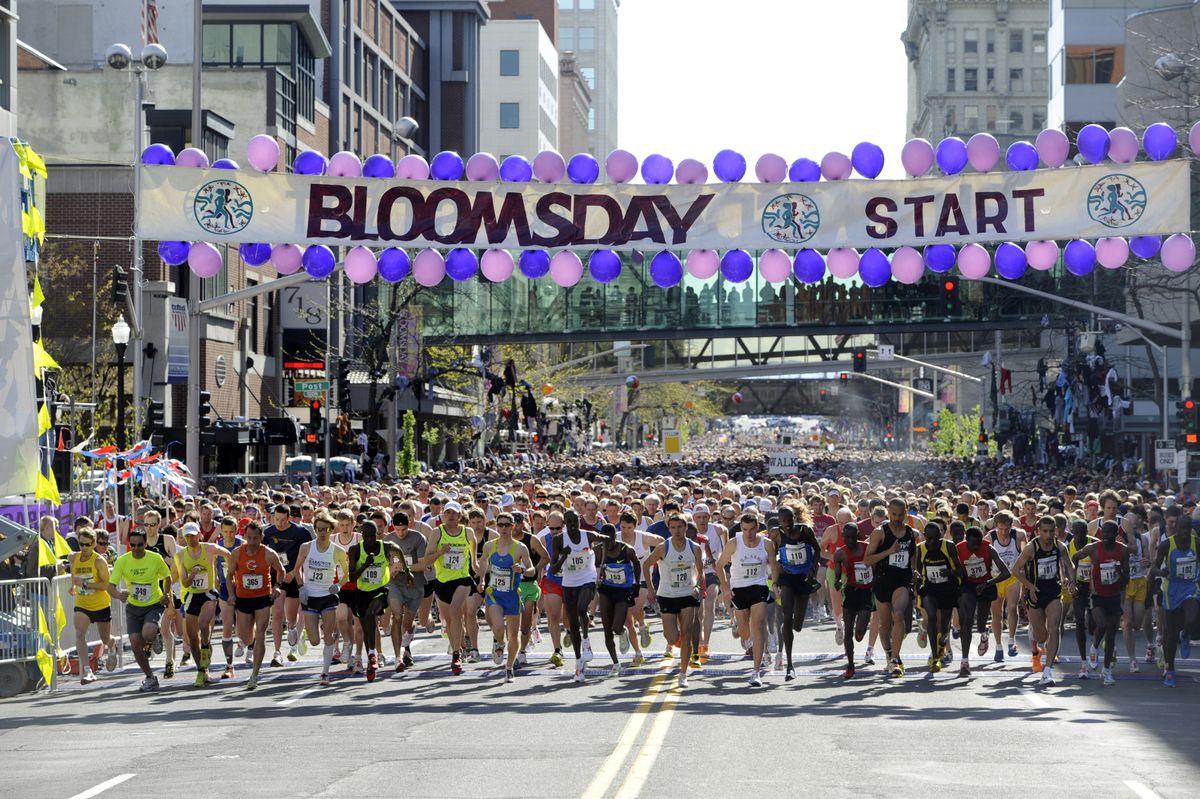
[940,278,959,317]
[839,372,849,383]
[978,415,987,444]
[309,398,323,428]
[144,399,165,438]
[819,388,828,401]
[1183,399,1199,448]
[198,391,213,426]
[112,265,128,305]
[336,359,351,411]
[931,419,940,437]
[852,347,867,373]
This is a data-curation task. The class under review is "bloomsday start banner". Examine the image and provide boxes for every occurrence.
[137,160,1189,252]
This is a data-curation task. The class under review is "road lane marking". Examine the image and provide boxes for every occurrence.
[1021,690,1051,709]
[277,686,319,705]
[613,682,681,799]
[1123,780,1163,799]
[579,670,670,799]
[66,774,135,799]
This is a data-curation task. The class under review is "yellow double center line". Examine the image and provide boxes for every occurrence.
[580,667,682,799]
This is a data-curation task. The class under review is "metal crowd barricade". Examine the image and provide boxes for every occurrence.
[0,577,52,696]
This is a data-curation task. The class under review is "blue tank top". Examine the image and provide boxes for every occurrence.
[216,535,245,591]
[601,554,636,589]
[777,531,817,576]
[487,544,520,595]
[540,530,562,586]
[1164,534,1198,609]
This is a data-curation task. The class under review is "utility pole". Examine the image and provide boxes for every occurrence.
[185,0,203,485]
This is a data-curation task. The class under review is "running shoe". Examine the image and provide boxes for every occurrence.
[678,673,688,689]
[889,659,904,678]
[425,621,436,634]
[631,653,646,667]
[1129,658,1140,674]
[286,648,298,663]
[977,638,989,657]
[1157,647,1166,671]
[235,642,245,658]
[516,650,528,668]
[199,646,211,670]
[1102,668,1116,686]
[930,657,942,674]
[270,652,283,668]
[152,633,164,655]
[1078,664,1090,680]
[749,672,763,688]
[916,626,928,649]
[574,663,585,683]
[785,666,796,681]
[366,654,377,682]
[663,645,675,660]
[841,666,855,680]
[288,628,299,648]
[319,673,330,686]
[246,673,259,690]
[402,647,414,668]
[773,651,783,673]
[690,651,702,669]
[1032,653,1043,673]
[451,651,463,676]
[942,649,953,666]
[395,660,406,674]
[619,629,630,654]
[534,628,542,645]
[582,639,593,664]
[951,627,960,640]
[138,676,158,692]
[549,649,564,668]
[835,625,844,646]
[1163,670,1176,688]
[81,671,97,685]
[194,671,207,688]
[994,649,1004,663]
[163,661,175,679]
[609,662,622,678]
[698,644,710,662]
[1044,667,1056,686]
[466,648,481,664]
[299,636,308,656]
[639,625,651,649]
[1180,633,1192,660]
[505,668,514,683]
[1007,641,1018,658]
[222,666,235,680]
[492,643,504,666]
[105,648,118,672]
[767,631,779,655]
[863,646,875,666]
[1145,642,1156,661]
[353,657,364,676]
[959,660,971,678]
[1087,646,1099,671]
[180,652,191,667]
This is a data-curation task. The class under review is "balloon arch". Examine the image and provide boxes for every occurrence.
[137,122,1198,293]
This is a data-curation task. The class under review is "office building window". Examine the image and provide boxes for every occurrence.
[500,102,520,129]
[1032,108,1046,131]
[578,26,595,50]
[1010,108,1025,132]
[986,105,997,131]
[946,67,956,92]
[986,29,995,54]
[945,30,956,55]
[964,105,979,131]
[588,108,595,131]
[964,29,978,55]
[986,67,995,91]
[944,107,957,134]
[964,68,978,92]
[580,0,595,8]
[1032,31,1046,55]
[1031,67,1047,92]
[1009,67,1023,92]
[1066,46,1123,85]
[557,0,572,8]
[500,49,519,76]
[561,26,574,51]
[233,24,263,64]
[1009,30,1023,53]
[581,66,595,89]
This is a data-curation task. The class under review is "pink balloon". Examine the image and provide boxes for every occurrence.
[755,153,787,183]
[466,152,500,181]
[396,154,430,180]
[1034,129,1070,168]
[901,138,934,177]
[820,152,852,181]
[759,249,791,282]
[687,249,719,279]
[967,133,1000,172]
[891,246,925,284]
[549,250,583,287]
[1025,240,1060,271]
[187,242,223,278]
[1191,121,1200,156]
[675,158,708,184]
[605,150,638,183]
[1162,233,1196,273]
[413,249,446,286]
[246,134,280,172]
[533,150,566,183]
[271,243,302,275]
[1108,127,1139,164]
[344,246,378,283]
[176,147,210,169]
[328,151,363,177]
[827,247,859,279]
[1095,237,1129,270]
[481,249,514,282]
[957,243,990,279]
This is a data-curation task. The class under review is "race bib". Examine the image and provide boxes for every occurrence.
[1036,557,1057,581]
[443,547,465,571]
[785,544,807,566]
[1099,562,1119,585]
[131,582,153,602]
[1076,562,1092,582]
[362,566,382,585]
[926,564,948,584]
[965,557,987,580]
[742,563,762,582]
[190,571,209,591]
[306,567,328,585]
[278,551,290,567]
[566,551,590,574]
[887,550,910,569]
[241,573,264,591]
[853,563,873,585]
[604,565,627,586]
[669,563,691,589]
[1176,556,1196,581]
[492,567,514,593]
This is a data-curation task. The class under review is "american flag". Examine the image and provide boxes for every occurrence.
[142,1,160,46]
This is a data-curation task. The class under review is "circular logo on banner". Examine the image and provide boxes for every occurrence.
[193,179,254,235]
[1087,173,1147,229]
[762,193,820,244]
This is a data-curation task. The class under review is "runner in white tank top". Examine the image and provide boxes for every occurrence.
[619,511,662,659]
[716,511,780,687]
[548,510,608,682]
[642,514,704,687]
[295,516,350,684]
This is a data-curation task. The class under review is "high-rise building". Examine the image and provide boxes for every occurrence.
[901,0,1049,147]
[555,0,617,157]
[0,1,15,138]
[478,19,559,156]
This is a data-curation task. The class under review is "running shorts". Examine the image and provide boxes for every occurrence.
[659,593,701,614]
[1124,577,1147,604]
[730,584,769,611]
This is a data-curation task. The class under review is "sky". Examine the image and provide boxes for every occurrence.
[617,0,911,180]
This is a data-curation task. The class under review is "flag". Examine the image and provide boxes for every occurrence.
[35,648,53,688]
[36,536,56,570]
[35,470,61,506]
[33,338,59,372]
[37,403,51,436]
[55,594,67,641]
[144,1,160,46]
[30,274,45,310]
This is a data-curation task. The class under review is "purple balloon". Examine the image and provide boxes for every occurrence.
[958,243,991,280]
[793,249,826,284]
[641,154,674,184]
[605,150,638,183]
[935,137,968,175]
[713,149,747,182]
[245,135,279,172]
[923,244,956,273]
[966,133,1000,173]
[294,150,327,176]
[239,242,271,266]
[445,248,478,281]
[1035,128,1070,168]
[188,242,223,279]
[649,251,684,288]
[158,240,190,266]
[378,248,411,282]
[499,155,533,182]
[303,245,336,278]
[430,151,464,180]
[395,154,430,180]
[720,250,753,283]
[858,248,891,286]
[363,154,395,178]
[851,142,885,179]
[176,148,210,169]
[465,152,500,181]
[1077,125,1110,164]
[891,247,924,284]
[567,153,601,184]
[1026,240,1060,271]
[1109,127,1140,164]
[994,242,1027,280]
[211,158,239,170]
[519,249,550,279]
[1162,233,1197,273]
[588,250,622,283]
[1005,141,1039,171]
[820,152,852,181]
[271,244,302,275]
[1064,240,1096,276]
[901,138,935,177]
[141,143,175,166]
[533,150,567,183]
[788,158,821,183]
[1143,122,1178,161]
[675,158,708,184]
[1130,235,1162,259]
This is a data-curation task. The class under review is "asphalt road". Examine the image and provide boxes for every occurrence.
[2,616,1197,799]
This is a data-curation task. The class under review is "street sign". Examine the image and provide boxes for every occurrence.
[878,345,895,361]
[1155,439,1178,470]
[913,378,934,393]
[663,429,682,460]
[295,380,329,393]
[766,448,798,475]
[301,389,324,398]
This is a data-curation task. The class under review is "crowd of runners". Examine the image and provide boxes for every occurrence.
[46,444,1199,692]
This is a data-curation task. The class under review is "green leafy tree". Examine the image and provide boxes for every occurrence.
[398,410,417,476]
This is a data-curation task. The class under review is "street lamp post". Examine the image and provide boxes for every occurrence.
[112,315,131,514]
